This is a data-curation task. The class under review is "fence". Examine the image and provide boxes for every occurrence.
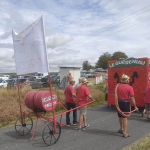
[96,76,104,84]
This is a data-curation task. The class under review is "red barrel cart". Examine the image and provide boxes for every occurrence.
[15,74,95,146]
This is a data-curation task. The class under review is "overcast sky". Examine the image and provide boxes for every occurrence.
[0,0,150,73]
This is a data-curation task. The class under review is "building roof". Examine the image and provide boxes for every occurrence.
[58,66,81,69]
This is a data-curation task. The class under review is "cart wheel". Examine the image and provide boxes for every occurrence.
[15,114,33,136]
[42,121,61,146]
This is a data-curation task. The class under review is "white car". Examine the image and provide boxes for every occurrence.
[32,72,48,79]
[0,75,10,80]
[0,80,9,88]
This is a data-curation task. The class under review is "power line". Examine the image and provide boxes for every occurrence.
[69,7,150,46]
[72,17,150,50]
[54,4,150,50]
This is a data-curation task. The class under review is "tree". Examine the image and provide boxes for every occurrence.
[112,51,128,60]
[82,61,94,70]
[95,52,112,69]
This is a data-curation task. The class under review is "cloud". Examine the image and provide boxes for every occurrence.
[47,34,73,49]
[0,0,150,73]
[0,31,11,39]
[0,43,13,48]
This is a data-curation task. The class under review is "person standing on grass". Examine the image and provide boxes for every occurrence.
[144,86,150,120]
[64,78,79,126]
[76,77,94,131]
[116,74,138,138]
[75,78,82,89]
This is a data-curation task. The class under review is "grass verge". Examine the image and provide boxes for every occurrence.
[123,134,150,150]
[0,82,106,128]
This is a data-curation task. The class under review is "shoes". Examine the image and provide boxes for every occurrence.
[78,128,81,131]
[83,124,89,130]
[66,123,71,126]
[123,133,131,138]
[118,129,124,134]
[73,121,79,126]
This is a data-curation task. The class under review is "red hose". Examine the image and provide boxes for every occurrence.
[115,84,136,117]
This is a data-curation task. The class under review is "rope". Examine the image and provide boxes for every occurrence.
[115,83,137,117]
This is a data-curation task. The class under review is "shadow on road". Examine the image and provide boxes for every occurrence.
[89,105,117,113]
[4,130,33,140]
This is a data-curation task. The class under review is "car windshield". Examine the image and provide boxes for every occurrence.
[34,73,42,76]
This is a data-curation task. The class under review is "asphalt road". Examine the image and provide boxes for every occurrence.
[0,105,149,150]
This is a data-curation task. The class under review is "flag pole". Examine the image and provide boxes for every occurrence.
[17,75,23,122]
[48,72,56,132]
[42,15,56,132]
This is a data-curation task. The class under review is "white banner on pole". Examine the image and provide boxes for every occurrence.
[12,16,49,75]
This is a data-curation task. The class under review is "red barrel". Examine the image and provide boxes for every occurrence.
[24,91,57,111]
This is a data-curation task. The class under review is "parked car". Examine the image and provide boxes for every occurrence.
[93,72,100,78]
[27,78,47,89]
[13,78,27,88]
[0,79,13,88]
[84,72,92,78]
[10,75,17,79]
[13,77,46,89]
[41,76,54,83]
[23,75,33,79]
[0,74,10,80]
[53,75,60,83]
[81,73,88,79]
[95,68,105,72]
[31,72,48,79]
[7,79,15,89]
[88,72,95,78]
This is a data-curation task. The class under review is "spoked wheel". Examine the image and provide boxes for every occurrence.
[15,114,33,136]
[42,121,61,146]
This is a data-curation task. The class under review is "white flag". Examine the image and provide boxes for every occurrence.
[12,16,49,75]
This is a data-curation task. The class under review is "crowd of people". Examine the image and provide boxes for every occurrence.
[64,73,150,138]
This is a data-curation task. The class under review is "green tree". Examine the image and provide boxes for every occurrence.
[82,61,94,70]
[95,52,112,69]
[112,51,128,60]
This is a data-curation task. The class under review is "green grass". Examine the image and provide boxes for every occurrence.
[123,134,150,150]
[0,121,13,128]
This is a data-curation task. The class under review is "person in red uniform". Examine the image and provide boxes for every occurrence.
[144,86,150,119]
[76,77,94,131]
[116,74,138,137]
[64,78,78,126]
[67,73,72,82]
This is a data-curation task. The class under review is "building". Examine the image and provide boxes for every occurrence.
[59,66,81,84]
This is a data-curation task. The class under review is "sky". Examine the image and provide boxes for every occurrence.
[0,0,150,73]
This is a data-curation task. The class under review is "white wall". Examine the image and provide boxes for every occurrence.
[60,68,80,85]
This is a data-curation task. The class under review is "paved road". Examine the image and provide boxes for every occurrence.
[0,105,149,150]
